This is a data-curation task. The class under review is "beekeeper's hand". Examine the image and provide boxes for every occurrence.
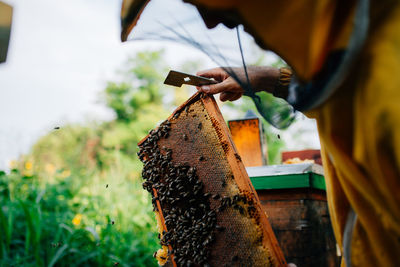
[196,66,280,102]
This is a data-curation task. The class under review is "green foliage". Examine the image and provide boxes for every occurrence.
[0,50,175,267]
[104,51,169,122]
[0,163,158,267]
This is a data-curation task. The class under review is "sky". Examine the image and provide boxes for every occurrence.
[0,0,216,169]
[0,0,320,170]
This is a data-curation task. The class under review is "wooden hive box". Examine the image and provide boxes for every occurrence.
[228,117,267,167]
[247,163,340,267]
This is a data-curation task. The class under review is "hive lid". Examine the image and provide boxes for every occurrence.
[247,163,324,177]
[247,164,325,191]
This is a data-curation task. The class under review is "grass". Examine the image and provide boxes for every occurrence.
[0,158,159,267]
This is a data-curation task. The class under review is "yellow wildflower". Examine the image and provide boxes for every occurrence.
[25,161,33,170]
[72,214,82,226]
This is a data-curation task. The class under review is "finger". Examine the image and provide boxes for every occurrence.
[219,92,231,102]
[229,92,243,101]
[196,68,226,81]
[219,92,242,102]
[196,67,223,77]
[200,81,230,95]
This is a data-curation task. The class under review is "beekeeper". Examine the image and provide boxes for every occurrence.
[120,1,400,266]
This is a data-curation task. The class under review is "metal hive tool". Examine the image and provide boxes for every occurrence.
[138,92,286,267]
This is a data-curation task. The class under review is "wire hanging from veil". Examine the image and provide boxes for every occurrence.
[126,0,296,129]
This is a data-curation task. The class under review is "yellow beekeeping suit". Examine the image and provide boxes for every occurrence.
[121,0,400,265]
[307,1,400,265]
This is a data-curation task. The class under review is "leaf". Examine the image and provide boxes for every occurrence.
[59,223,73,234]
[84,226,100,241]
[35,189,46,204]
[0,206,7,258]
[75,251,100,265]
[18,199,44,266]
[48,244,68,267]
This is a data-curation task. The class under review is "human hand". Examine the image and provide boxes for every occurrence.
[196,66,280,102]
[196,67,244,102]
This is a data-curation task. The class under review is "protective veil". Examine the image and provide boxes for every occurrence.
[121,0,297,129]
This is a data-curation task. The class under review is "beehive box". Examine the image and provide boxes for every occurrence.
[228,117,267,167]
[138,92,286,267]
[247,164,340,267]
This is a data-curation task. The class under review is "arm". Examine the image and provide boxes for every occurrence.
[196,66,290,102]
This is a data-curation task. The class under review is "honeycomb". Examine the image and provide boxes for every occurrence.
[138,92,286,267]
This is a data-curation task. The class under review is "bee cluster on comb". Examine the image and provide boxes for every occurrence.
[138,92,286,267]
[139,121,217,266]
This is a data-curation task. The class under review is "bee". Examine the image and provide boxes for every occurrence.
[277,134,281,139]
[221,180,227,187]
[215,225,225,231]
[111,221,115,225]
[54,126,60,130]
[106,184,108,188]
[234,153,241,161]
[212,194,220,200]
[173,111,181,119]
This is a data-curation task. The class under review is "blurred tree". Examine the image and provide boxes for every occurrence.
[104,50,169,122]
